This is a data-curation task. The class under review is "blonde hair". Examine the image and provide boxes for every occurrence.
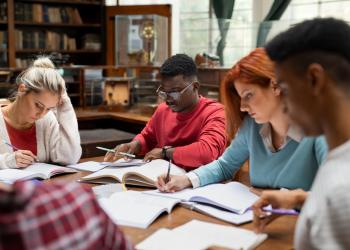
[15,56,66,96]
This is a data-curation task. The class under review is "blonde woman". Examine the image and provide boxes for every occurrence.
[0,57,81,168]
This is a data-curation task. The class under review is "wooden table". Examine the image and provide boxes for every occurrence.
[48,157,297,250]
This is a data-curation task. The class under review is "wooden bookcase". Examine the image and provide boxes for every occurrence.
[0,0,105,68]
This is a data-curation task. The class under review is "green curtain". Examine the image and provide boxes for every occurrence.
[256,0,291,47]
[212,0,235,66]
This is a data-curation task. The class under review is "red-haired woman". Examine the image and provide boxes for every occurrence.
[157,48,327,192]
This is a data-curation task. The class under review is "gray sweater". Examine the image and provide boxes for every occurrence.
[0,96,82,168]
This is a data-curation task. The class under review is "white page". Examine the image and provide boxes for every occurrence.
[144,182,259,214]
[82,159,185,184]
[68,159,144,172]
[98,190,180,229]
[92,183,124,199]
[67,161,109,172]
[108,159,145,167]
[136,228,207,250]
[25,162,77,178]
[0,169,40,184]
[188,202,253,225]
[174,220,267,250]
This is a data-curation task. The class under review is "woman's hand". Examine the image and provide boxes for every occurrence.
[156,174,192,193]
[252,189,308,233]
[14,150,37,168]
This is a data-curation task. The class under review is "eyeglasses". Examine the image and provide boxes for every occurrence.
[156,82,194,100]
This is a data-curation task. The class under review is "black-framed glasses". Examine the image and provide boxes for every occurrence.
[156,82,194,100]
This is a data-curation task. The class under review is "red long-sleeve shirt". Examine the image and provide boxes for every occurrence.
[134,97,227,170]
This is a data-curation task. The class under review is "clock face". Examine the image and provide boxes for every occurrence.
[141,23,155,39]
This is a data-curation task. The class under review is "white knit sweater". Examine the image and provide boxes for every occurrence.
[0,96,82,169]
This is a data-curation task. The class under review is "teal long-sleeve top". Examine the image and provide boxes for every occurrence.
[192,117,328,191]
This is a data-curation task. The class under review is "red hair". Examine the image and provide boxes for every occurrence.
[220,47,276,140]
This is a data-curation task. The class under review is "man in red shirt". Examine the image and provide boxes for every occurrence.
[105,54,226,170]
[0,180,133,250]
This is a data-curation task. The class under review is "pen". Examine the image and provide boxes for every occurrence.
[165,159,172,183]
[2,139,19,150]
[262,207,300,216]
[96,146,136,158]
[2,139,39,162]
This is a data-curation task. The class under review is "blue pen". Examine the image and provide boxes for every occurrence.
[2,139,39,162]
[2,139,19,151]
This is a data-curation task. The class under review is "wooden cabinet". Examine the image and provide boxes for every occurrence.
[0,0,105,68]
[197,67,228,101]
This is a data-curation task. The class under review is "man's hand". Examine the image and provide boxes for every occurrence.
[252,189,308,233]
[104,140,141,162]
[156,174,192,193]
[144,148,162,162]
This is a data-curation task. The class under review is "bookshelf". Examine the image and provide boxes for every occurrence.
[0,0,105,107]
[0,0,105,68]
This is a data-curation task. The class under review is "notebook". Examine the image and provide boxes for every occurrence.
[0,163,77,184]
[67,159,145,172]
[136,219,268,250]
[182,201,253,225]
[81,159,186,187]
[98,190,180,228]
[144,182,259,214]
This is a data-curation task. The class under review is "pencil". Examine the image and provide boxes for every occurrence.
[2,139,39,162]
[165,159,172,183]
[96,147,136,158]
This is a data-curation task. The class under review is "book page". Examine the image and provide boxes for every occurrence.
[82,159,185,187]
[173,220,267,250]
[136,219,267,250]
[25,163,77,178]
[92,183,124,199]
[0,169,43,184]
[188,202,253,225]
[67,161,108,172]
[123,159,186,184]
[135,228,203,250]
[108,158,145,167]
[98,190,181,229]
[144,182,259,214]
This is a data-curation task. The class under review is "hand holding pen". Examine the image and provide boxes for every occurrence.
[98,146,136,161]
[2,139,38,168]
[251,189,307,233]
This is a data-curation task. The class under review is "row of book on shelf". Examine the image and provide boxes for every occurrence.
[15,30,77,51]
[14,30,101,50]
[0,159,268,249]
[0,2,6,21]
[15,3,83,24]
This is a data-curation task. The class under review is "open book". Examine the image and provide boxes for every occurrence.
[136,219,267,250]
[68,159,145,172]
[144,182,259,215]
[0,163,77,184]
[98,190,180,228]
[81,159,186,187]
[182,201,254,225]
